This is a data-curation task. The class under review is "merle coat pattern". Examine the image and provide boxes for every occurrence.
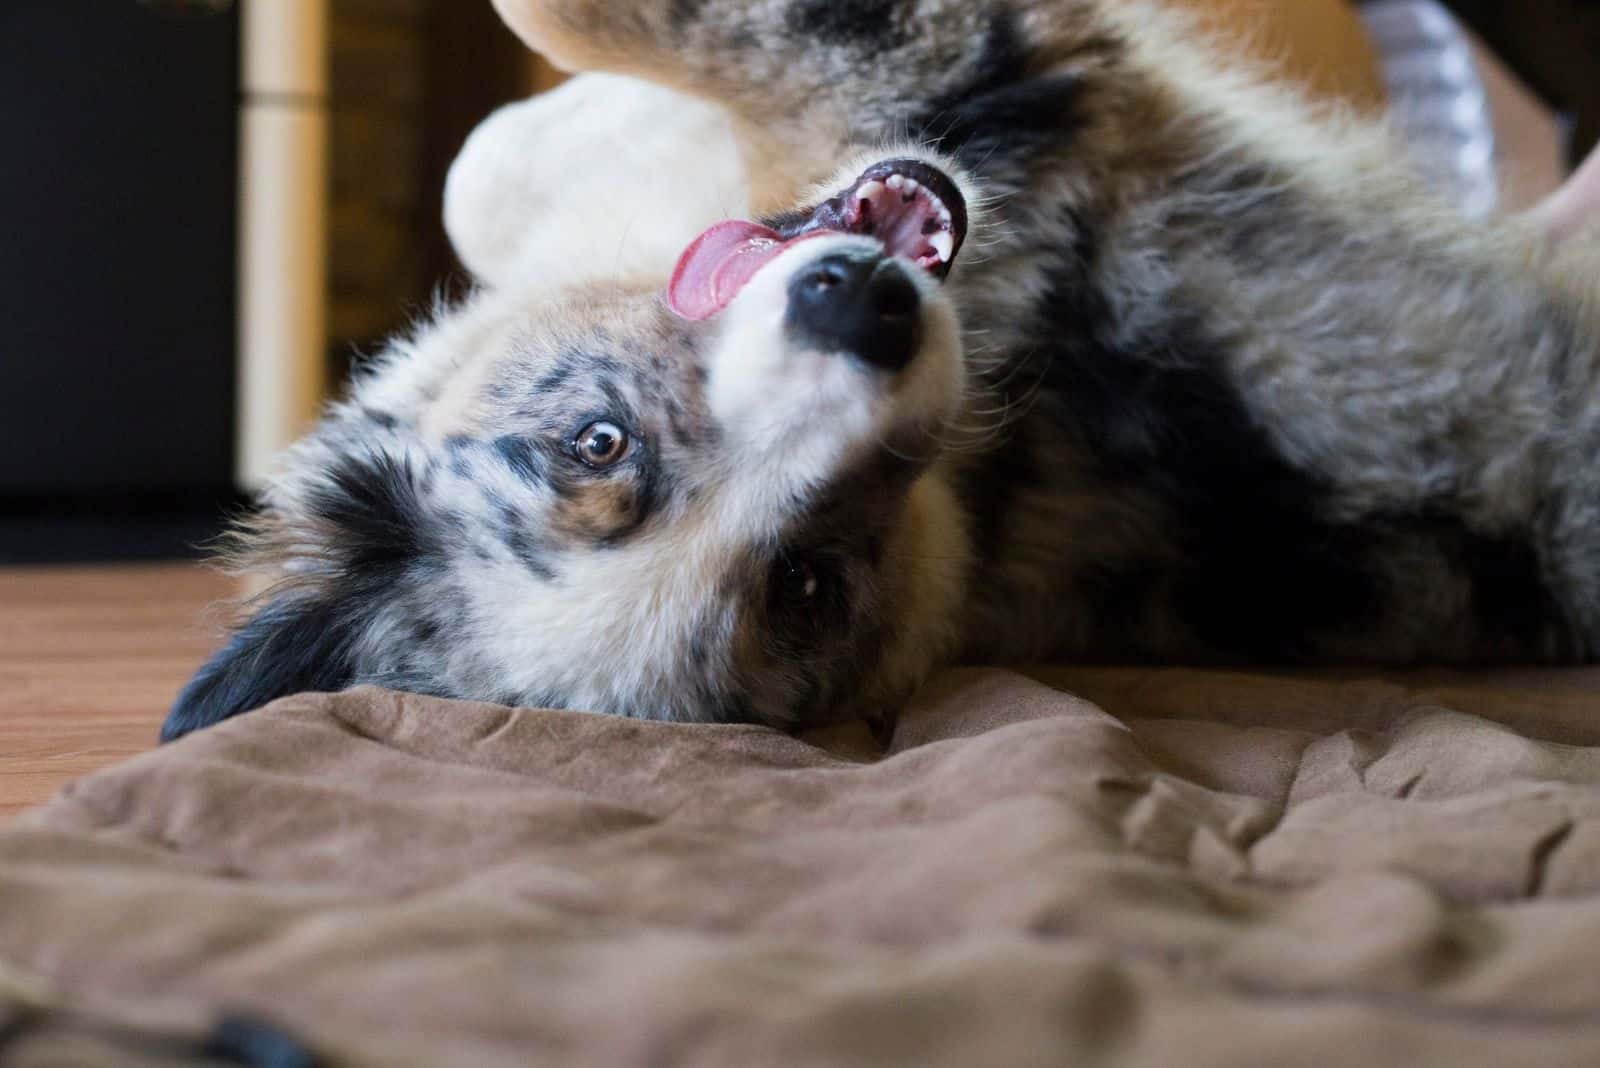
[164,0,1600,741]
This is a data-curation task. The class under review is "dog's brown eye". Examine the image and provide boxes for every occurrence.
[575,421,628,467]
[777,557,820,603]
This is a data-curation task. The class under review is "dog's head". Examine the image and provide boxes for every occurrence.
[165,153,978,740]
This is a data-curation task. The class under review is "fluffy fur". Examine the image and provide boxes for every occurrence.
[165,0,1600,742]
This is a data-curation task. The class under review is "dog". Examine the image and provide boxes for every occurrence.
[163,0,1600,741]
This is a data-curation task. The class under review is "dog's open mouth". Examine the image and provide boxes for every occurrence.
[668,158,969,321]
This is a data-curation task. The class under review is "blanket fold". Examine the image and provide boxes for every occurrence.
[7,667,1600,1066]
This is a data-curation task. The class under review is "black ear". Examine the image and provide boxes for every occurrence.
[161,595,357,743]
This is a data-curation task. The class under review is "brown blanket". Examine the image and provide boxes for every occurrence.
[7,667,1600,1065]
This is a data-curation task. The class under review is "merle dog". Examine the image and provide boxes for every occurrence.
[164,0,1600,740]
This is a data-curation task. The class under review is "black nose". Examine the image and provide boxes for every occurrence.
[784,252,923,372]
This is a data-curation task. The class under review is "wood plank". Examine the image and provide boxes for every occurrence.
[0,563,237,821]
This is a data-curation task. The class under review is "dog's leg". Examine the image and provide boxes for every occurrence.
[489,0,1115,208]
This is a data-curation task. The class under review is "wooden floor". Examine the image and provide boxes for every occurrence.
[0,564,237,822]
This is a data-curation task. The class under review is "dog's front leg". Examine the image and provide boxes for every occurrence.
[489,0,1099,208]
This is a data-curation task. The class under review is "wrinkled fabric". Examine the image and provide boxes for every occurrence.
[7,667,1600,1066]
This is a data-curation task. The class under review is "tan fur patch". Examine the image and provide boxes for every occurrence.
[552,481,643,541]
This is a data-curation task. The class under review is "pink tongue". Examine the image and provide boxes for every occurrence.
[668,220,823,321]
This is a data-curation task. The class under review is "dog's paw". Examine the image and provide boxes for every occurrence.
[444,74,747,291]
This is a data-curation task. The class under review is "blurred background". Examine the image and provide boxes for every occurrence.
[0,0,1595,566]
[1,0,562,564]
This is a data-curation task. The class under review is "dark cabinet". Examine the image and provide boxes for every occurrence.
[0,0,238,495]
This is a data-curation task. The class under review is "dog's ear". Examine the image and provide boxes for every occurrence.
[161,593,356,743]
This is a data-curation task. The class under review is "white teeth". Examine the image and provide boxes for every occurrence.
[855,170,959,268]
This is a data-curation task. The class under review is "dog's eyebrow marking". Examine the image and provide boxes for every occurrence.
[492,497,557,580]
[492,435,551,487]
[666,0,707,35]
[534,358,577,397]
[597,377,634,425]
[785,0,905,51]
[663,396,703,450]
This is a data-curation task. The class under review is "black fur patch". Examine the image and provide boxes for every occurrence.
[987,203,1567,661]
[786,0,903,50]
[610,457,664,545]
[1022,209,1380,658]
[748,454,909,723]
[663,397,700,450]
[492,434,552,487]
[161,595,356,742]
[163,450,438,741]
[667,0,706,34]
[956,417,1039,585]
[1414,514,1559,655]
[533,356,578,398]
[305,450,434,582]
[493,496,557,579]
[909,13,1098,173]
